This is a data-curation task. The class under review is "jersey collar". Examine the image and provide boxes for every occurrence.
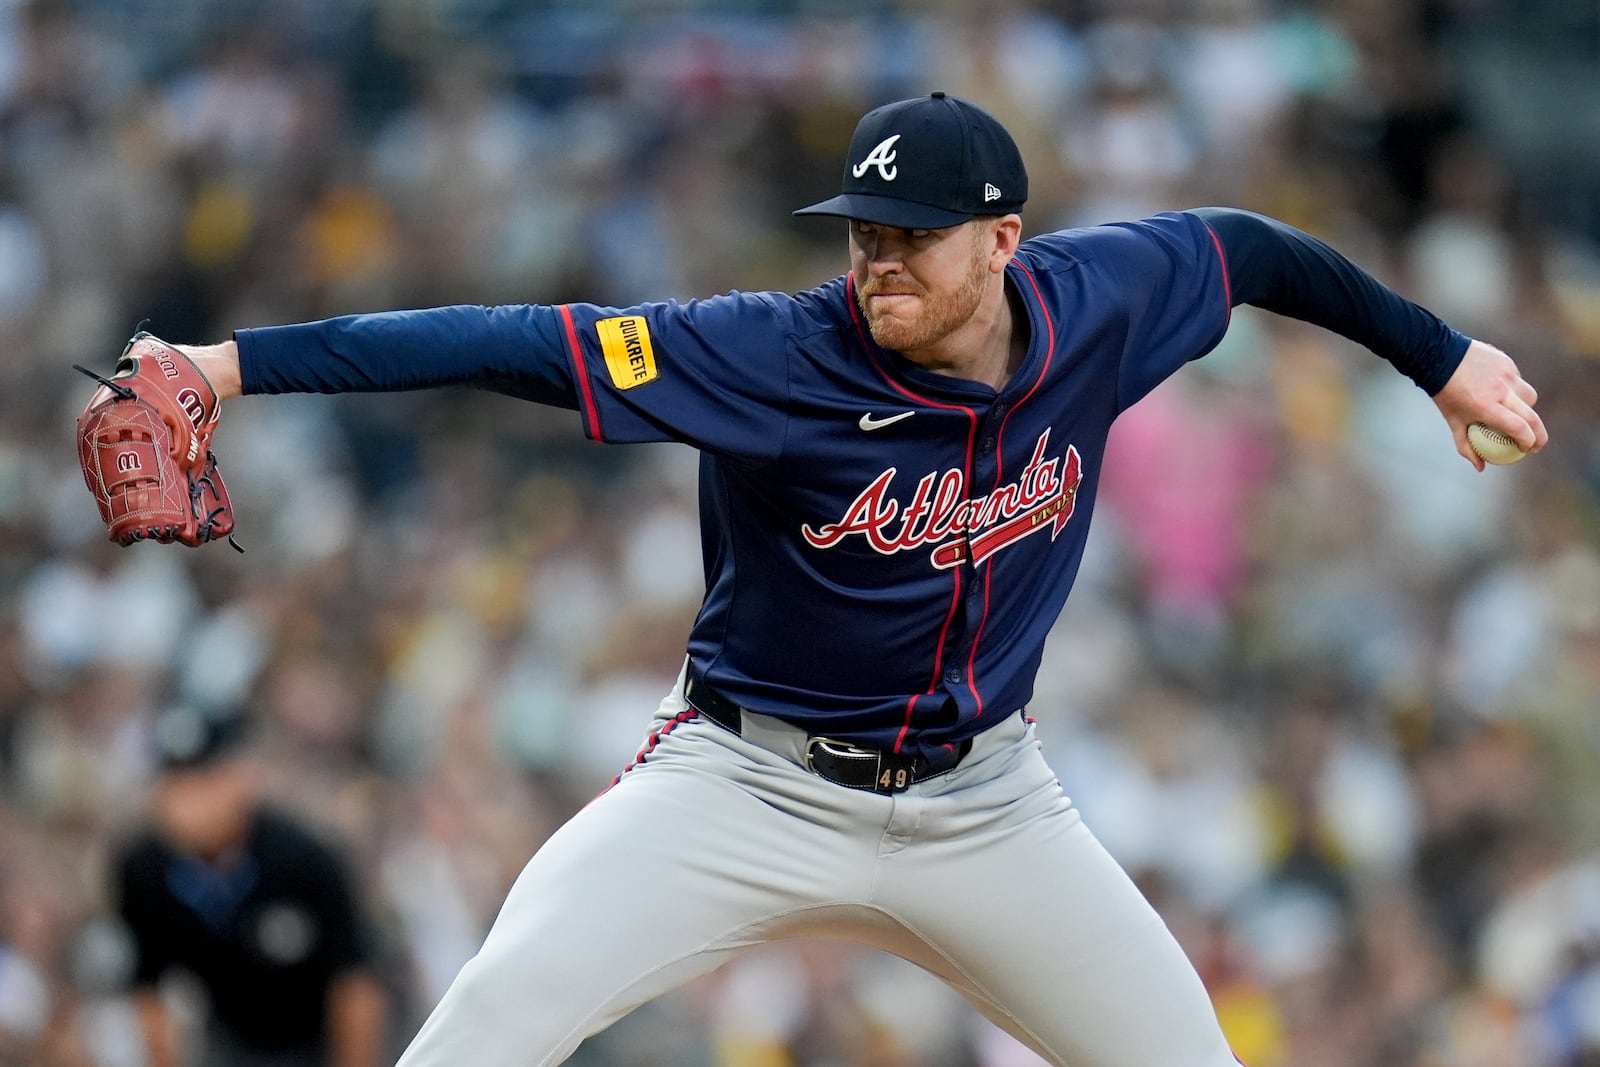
[843,266,1051,401]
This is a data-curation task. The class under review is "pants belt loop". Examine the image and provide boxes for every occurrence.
[684,665,742,735]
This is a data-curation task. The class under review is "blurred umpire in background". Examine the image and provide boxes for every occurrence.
[111,706,388,1067]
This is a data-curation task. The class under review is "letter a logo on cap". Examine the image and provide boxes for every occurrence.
[852,135,901,182]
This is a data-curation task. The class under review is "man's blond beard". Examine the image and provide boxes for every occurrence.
[859,228,989,354]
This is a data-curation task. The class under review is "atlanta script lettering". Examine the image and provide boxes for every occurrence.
[802,431,1083,570]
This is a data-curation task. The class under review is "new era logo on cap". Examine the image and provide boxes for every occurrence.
[794,92,1028,230]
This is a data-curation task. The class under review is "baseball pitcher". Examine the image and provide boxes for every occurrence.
[77,93,1545,1067]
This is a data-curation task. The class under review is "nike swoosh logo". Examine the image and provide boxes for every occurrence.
[858,411,915,432]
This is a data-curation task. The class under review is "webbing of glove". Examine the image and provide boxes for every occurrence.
[74,333,240,549]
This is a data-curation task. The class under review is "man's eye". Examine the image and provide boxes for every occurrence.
[909,229,931,239]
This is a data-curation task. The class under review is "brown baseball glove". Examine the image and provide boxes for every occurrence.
[75,332,240,549]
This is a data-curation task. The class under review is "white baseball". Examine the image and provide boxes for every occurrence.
[1466,422,1527,466]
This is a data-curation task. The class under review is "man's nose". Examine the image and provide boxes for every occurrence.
[865,236,904,273]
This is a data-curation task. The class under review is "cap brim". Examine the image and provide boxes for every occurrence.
[793,193,973,229]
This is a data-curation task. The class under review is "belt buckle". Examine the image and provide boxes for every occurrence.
[804,737,914,793]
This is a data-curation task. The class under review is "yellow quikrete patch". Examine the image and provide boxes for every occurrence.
[596,316,658,390]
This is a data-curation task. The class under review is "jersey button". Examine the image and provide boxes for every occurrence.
[981,435,996,452]
[944,666,963,684]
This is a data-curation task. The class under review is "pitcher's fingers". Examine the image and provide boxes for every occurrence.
[1503,395,1547,452]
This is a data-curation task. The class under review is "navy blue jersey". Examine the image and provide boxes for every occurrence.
[238,210,1442,763]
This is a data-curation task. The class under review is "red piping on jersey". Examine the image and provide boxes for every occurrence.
[962,262,1058,716]
[559,304,604,441]
[845,274,977,754]
[966,569,992,716]
[1201,221,1234,327]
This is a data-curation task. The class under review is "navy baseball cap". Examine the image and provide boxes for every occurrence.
[153,704,249,771]
[795,92,1027,229]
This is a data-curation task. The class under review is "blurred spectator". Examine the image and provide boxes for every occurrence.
[110,705,389,1067]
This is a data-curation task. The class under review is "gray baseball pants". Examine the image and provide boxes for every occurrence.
[395,672,1240,1067]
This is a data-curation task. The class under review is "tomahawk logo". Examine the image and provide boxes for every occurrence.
[852,135,901,182]
[802,431,1083,570]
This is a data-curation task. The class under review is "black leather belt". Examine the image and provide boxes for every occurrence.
[684,667,969,794]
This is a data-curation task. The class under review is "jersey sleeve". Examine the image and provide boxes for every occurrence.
[1041,212,1232,414]
[1192,206,1469,395]
[236,291,794,463]
[553,292,793,462]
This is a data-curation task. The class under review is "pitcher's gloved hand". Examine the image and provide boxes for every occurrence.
[75,332,239,549]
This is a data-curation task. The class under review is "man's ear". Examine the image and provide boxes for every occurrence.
[989,215,1022,273]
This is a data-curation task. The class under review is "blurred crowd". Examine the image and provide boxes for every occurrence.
[2,0,1599,1064]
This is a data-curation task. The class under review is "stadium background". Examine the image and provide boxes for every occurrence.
[2,0,1599,1064]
